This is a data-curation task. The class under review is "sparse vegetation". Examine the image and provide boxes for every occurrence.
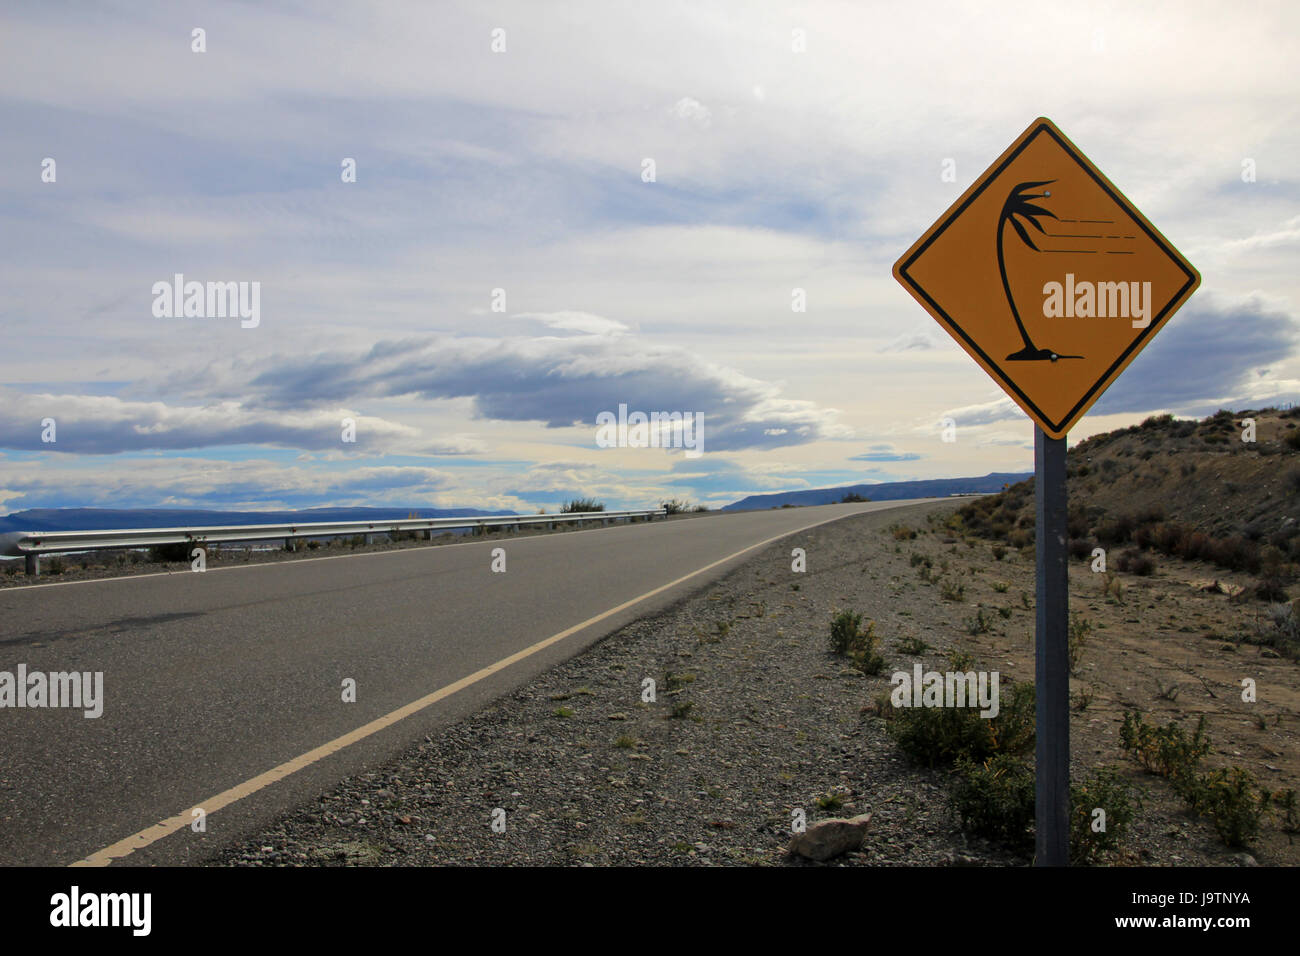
[1068,615,1091,676]
[896,636,930,656]
[965,607,994,635]
[828,610,886,675]
[886,673,1035,768]
[939,579,966,602]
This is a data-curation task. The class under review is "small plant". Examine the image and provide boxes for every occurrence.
[966,607,994,635]
[1189,766,1269,848]
[561,498,604,513]
[670,700,695,720]
[1021,590,1033,610]
[892,524,918,540]
[1116,549,1156,576]
[664,671,696,692]
[952,754,1035,849]
[614,734,636,749]
[1119,711,1209,789]
[1068,615,1091,675]
[660,498,693,515]
[897,636,930,656]
[1101,571,1125,603]
[991,580,1010,593]
[1154,679,1181,702]
[889,677,1035,768]
[1069,768,1142,865]
[828,611,887,675]
[815,791,845,812]
[553,706,574,718]
[1273,788,1299,834]
[997,605,1013,619]
[991,545,1007,561]
[830,610,865,656]
[940,579,966,602]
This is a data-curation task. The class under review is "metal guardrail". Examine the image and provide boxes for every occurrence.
[0,508,666,576]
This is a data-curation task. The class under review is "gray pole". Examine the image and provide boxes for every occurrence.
[1035,427,1069,866]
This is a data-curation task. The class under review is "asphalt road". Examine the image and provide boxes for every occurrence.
[0,499,941,866]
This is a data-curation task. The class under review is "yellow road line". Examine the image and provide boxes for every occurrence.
[70,502,923,866]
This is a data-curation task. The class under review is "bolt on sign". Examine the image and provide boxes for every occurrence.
[893,117,1200,438]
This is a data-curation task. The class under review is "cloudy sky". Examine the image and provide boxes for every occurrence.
[1,1,1297,514]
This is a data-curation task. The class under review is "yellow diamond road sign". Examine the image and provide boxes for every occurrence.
[893,117,1201,438]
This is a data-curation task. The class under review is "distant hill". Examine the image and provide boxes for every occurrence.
[0,506,512,533]
[723,473,1029,511]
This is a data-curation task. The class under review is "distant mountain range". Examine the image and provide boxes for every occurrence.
[723,473,1031,511]
[0,507,511,533]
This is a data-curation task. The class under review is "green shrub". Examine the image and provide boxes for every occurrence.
[952,754,1035,849]
[888,678,1035,768]
[827,610,885,673]
[896,636,929,656]
[1274,788,1299,834]
[1069,767,1142,864]
[1187,766,1269,848]
[1069,615,1092,676]
[829,610,864,656]
[1119,711,1209,788]
[561,498,604,513]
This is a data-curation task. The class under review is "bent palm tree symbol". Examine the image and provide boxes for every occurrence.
[1000,180,1081,361]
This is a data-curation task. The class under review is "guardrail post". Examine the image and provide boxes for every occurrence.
[364,533,375,545]
[25,553,39,576]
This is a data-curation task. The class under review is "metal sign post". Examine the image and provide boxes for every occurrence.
[892,118,1201,867]
[1034,428,1069,865]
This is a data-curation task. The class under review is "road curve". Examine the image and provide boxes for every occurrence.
[0,499,941,866]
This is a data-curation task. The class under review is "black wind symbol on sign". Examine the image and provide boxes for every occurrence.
[999,180,1082,362]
